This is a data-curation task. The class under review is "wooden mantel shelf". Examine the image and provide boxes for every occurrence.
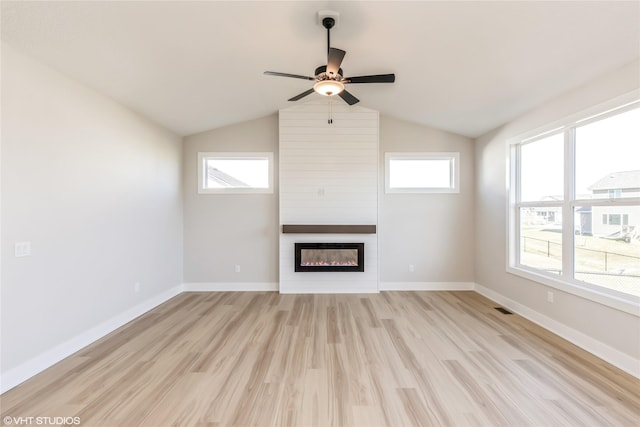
[282,224,376,234]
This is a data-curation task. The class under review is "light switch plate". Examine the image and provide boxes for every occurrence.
[15,241,31,257]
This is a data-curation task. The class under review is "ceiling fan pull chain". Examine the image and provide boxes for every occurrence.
[328,97,333,124]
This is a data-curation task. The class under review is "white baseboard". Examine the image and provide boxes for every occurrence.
[379,281,475,291]
[474,283,640,379]
[0,285,183,394]
[183,282,278,292]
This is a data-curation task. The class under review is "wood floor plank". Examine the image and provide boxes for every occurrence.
[1,291,639,426]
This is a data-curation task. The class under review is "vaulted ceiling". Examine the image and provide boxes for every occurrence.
[2,1,639,138]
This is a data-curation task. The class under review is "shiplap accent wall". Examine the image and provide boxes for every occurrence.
[279,100,379,293]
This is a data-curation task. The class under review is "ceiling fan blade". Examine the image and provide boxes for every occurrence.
[338,90,359,105]
[264,71,315,81]
[345,74,396,84]
[288,88,315,102]
[326,48,346,77]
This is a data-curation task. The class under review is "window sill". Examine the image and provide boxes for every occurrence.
[198,188,274,195]
[506,265,640,317]
[385,188,460,194]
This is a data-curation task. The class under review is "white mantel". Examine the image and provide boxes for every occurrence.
[278,100,379,293]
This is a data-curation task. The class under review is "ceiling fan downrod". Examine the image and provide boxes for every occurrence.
[323,17,336,126]
[323,17,335,57]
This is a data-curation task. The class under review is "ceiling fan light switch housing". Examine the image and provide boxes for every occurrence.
[317,10,339,28]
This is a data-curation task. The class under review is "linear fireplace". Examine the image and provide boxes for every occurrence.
[295,243,365,272]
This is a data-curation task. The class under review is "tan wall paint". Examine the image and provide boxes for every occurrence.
[474,60,640,360]
[379,115,475,283]
[182,115,280,284]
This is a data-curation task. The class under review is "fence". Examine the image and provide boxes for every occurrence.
[522,236,640,277]
[522,236,561,259]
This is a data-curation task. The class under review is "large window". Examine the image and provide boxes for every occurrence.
[198,152,273,194]
[509,96,640,308]
[385,152,460,193]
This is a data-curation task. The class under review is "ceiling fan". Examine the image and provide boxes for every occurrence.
[264,14,395,105]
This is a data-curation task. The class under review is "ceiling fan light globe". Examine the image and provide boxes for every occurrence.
[314,80,344,97]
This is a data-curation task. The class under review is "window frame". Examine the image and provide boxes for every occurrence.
[507,91,640,315]
[609,189,622,199]
[609,214,622,226]
[197,152,274,194]
[384,152,460,194]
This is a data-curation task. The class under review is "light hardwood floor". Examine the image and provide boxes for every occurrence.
[1,291,639,426]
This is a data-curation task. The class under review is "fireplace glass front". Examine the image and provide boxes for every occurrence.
[295,243,365,272]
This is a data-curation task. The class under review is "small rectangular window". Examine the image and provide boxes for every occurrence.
[198,152,273,194]
[385,152,460,193]
[608,189,622,199]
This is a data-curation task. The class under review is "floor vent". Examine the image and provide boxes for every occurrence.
[494,307,513,315]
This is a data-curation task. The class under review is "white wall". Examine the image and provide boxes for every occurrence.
[182,115,279,289]
[379,116,475,289]
[279,101,379,293]
[474,59,640,375]
[1,44,183,390]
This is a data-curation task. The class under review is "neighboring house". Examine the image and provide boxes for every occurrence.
[575,206,592,236]
[589,170,640,239]
[520,195,562,226]
[521,206,562,226]
[538,195,563,224]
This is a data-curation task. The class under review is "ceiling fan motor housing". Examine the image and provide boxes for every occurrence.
[323,17,335,30]
[315,65,344,80]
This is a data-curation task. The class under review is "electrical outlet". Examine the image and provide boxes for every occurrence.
[408,264,415,273]
[235,265,241,273]
[134,282,141,293]
[547,291,554,303]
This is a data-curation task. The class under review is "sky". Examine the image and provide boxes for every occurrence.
[521,106,639,201]
[575,107,640,196]
[389,159,452,188]
[206,158,270,188]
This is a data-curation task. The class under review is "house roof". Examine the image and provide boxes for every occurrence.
[207,168,249,188]
[589,170,640,191]
[2,1,639,138]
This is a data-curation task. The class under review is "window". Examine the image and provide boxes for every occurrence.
[608,189,622,199]
[515,132,565,275]
[602,213,631,227]
[198,152,273,194]
[509,95,640,309]
[609,214,622,226]
[385,152,460,193]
